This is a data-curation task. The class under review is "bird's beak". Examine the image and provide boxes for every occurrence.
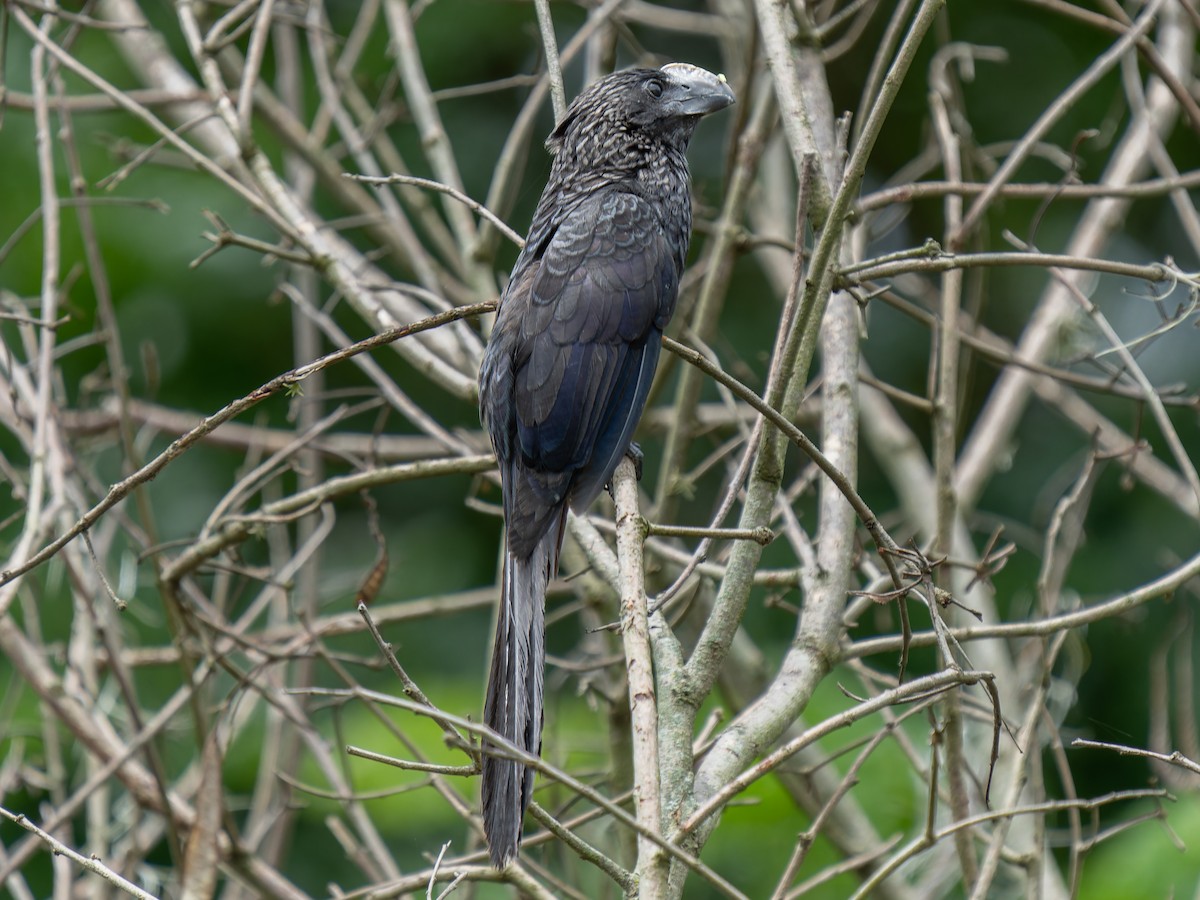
[659,63,736,117]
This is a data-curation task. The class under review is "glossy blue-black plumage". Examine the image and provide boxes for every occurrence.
[513,191,677,518]
[477,63,734,868]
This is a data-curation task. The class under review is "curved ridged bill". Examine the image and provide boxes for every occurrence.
[659,63,736,116]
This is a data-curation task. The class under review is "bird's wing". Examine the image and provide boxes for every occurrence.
[514,189,678,509]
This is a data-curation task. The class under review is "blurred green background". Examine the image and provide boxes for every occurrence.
[1,1,1198,897]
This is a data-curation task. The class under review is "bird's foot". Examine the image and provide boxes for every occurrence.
[605,443,645,499]
[626,442,644,481]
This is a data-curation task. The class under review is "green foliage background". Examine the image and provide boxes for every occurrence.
[1,1,1198,897]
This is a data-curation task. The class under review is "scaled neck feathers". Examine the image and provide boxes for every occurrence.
[543,70,695,200]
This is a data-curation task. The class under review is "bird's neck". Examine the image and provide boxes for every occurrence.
[547,140,693,266]
[633,151,692,270]
[558,119,689,182]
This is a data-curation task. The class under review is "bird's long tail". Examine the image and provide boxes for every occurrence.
[481,513,563,867]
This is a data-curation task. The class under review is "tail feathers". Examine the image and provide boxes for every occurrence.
[481,526,557,867]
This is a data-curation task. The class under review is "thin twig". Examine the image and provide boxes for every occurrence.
[0,807,161,900]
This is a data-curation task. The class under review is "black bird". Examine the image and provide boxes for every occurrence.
[478,62,735,867]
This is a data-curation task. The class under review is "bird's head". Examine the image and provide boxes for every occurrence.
[546,63,735,159]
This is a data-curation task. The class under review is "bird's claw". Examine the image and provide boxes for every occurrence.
[626,442,644,481]
[605,443,645,499]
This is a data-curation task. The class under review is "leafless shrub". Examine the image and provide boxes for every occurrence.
[1,1,1198,898]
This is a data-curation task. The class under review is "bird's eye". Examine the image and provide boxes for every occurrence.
[645,79,664,98]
